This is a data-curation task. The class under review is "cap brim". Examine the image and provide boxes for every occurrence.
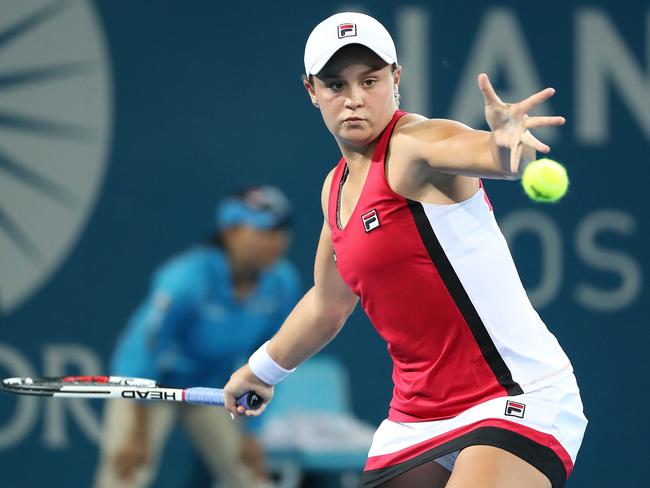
[308,40,396,76]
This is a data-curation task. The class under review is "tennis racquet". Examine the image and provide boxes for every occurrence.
[1,375,261,410]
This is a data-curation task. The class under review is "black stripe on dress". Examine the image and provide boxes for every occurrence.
[358,426,567,488]
[406,199,523,395]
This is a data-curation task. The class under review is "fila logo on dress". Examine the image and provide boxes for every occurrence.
[338,23,357,38]
[505,400,526,418]
[362,209,380,232]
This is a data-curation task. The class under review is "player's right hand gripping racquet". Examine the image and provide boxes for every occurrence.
[0,376,262,410]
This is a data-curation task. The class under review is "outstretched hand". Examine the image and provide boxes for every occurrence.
[478,73,565,173]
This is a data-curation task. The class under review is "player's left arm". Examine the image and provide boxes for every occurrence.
[395,73,565,180]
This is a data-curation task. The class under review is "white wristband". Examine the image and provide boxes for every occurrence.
[248,341,296,385]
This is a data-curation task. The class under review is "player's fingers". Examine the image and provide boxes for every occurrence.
[478,73,502,106]
[224,392,239,414]
[510,143,523,174]
[224,386,251,415]
[230,403,246,417]
[517,87,555,114]
[525,116,565,129]
[521,130,550,153]
[244,402,268,417]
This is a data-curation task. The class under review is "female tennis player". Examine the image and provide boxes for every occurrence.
[224,12,587,488]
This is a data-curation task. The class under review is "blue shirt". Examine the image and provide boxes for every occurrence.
[110,246,301,388]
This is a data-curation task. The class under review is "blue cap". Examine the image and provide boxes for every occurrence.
[216,186,292,231]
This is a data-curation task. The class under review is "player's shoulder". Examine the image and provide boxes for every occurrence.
[322,165,338,193]
[393,114,473,142]
[320,165,340,218]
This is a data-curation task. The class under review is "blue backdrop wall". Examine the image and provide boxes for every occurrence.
[0,0,647,486]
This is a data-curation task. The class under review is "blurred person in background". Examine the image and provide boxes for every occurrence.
[93,186,301,488]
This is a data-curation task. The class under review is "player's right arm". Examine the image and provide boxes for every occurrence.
[224,170,359,416]
[394,74,564,181]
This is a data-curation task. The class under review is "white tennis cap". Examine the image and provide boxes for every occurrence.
[304,12,397,76]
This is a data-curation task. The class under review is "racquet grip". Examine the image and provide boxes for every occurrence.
[185,387,225,406]
[184,388,262,410]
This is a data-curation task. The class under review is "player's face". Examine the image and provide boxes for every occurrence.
[306,45,400,149]
[226,226,290,270]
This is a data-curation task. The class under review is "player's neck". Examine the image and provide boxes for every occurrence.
[339,142,375,174]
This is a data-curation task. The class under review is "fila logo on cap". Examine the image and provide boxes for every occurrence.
[361,209,380,232]
[504,400,526,418]
[338,23,357,38]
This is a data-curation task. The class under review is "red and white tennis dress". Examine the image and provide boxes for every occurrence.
[328,111,587,487]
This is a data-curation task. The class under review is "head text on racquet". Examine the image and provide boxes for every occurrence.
[1,375,261,410]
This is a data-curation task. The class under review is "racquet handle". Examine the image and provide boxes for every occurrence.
[184,388,262,410]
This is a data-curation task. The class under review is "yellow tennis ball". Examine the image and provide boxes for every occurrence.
[522,158,569,203]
